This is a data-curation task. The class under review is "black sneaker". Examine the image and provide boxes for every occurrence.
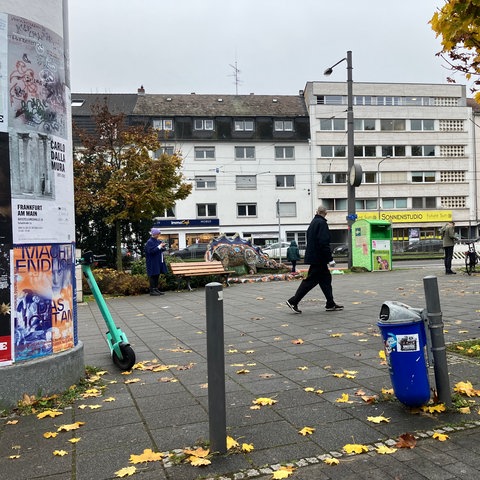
[286,300,302,314]
[325,304,344,311]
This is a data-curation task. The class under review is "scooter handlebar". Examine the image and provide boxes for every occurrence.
[79,252,107,265]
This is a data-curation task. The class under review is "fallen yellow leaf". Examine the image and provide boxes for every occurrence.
[226,436,239,450]
[68,438,81,443]
[6,420,19,425]
[9,455,20,459]
[57,422,85,432]
[335,393,352,403]
[103,397,116,402]
[367,415,390,424]
[272,465,295,478]
[236,369,250,374]
[304,387,315,392]
[183,447,210,458]
[343,443,369,454]
[37,410,63,419]
[242,443,254,452]
[323,457,339,465]
[378,350,386,360]
[53,450,68,456]
[298,426,315,436]
[459,406,471,414]
[115,466,137,477]
[421,404,446,413]
[376,445,397,454]
[188,456,212,466]
[297,366,308,371]
[129,448,164,463]
[43,431,58,438]
[253,397,277,406]
[433,432,449,442]
[124,378,141,384]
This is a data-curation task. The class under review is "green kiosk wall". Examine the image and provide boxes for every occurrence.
[352,219,393,271]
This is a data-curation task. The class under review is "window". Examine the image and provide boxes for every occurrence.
[274,120,294,131]
[381,145,406,157]
[195,176,216,189]
[156,207,175,218]
[71,99,85,107]
[412,197,436,208]
[354,145,376,157]
[412,171,435,183]
[154,146,175,158]
[197,203,217,217]
[320,118,345,130]
[363,172,376,183]
[237,203,257,217]
[377,96,402,106]
[321,173,347,184]
[235,146,255,159]
[276,175,295,188]
[234,120,254,131]
[380,119,406,131]
[153,119,174,131]
[321,198,347,210]
[320,145,346,157]
[275,146,294,159]
[277,202,296,217]
[354,119,375,131]
[194,119,214,130]
[410,119,434,131]
[236,175,257,189]
[356,199,378,210]
[316,95,344,105]
[382,198,407,209]
[411,145,435,156]
[194,146,215,160]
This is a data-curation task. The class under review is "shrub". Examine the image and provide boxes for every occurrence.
[83,268,150,296]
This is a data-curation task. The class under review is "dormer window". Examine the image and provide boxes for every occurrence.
[194,119,214,130]
[274,120,293,132]
[153,119,174,131]
[234,119,254,131]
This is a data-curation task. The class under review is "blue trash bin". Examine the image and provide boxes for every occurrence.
[377,301,430,407]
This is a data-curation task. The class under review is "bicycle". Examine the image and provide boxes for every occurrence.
[78,252,136,370]
[465,241,479,276]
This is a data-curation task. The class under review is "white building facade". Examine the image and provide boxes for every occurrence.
[304,81,477,249]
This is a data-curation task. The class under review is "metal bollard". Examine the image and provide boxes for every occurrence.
[423,276,452,406]
[205,282,227,453]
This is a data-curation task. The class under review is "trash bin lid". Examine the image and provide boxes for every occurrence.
[378,301,422,323]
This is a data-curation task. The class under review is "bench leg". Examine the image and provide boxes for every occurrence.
[186,277,193,291]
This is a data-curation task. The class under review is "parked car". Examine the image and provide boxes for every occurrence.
[332,244,348,256]
[262,242,305,259]
[403,239,443,253]
[169,243,209,259]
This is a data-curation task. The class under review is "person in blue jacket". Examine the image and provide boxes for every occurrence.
[286,205,343,313]
[144,228,168,296]
[286,240,301,273]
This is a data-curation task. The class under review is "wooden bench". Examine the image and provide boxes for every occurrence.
[169,261,235,291]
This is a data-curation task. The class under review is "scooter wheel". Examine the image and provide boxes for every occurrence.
[112,344,136,370]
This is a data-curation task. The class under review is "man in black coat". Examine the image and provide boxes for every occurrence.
[286,205,343,313]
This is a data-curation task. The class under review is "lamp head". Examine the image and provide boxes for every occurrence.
[323,68,333,76]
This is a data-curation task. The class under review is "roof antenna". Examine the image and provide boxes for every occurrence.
[229,58,242,95]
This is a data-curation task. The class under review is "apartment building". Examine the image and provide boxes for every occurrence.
[303,81,477,249]
[72,89,313,250]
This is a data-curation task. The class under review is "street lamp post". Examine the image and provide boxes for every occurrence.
[377,156,391,218]
[324,50,355,269]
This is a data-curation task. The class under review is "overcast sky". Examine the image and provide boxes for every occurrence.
[68,0,455,96]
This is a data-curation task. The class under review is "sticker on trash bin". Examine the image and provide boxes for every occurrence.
[396,334,420,352]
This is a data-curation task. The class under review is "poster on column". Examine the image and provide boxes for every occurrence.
[0,13,7,133]
[7,14,74,244]
[13,243,74,361]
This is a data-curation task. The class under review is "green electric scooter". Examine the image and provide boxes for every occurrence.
[78,251,136,370]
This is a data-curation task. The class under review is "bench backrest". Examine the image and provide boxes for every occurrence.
[170,261,228,275]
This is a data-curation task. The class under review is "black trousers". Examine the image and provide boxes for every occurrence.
[288,263,334,306]
[149,274,160,290]
[443,246,454,272]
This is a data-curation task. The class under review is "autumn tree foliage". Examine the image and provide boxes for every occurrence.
[430,0,480,100]
[73,102,192,270]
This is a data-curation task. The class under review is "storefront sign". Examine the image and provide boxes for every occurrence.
[154,219,220,228]
[358,210,452,223]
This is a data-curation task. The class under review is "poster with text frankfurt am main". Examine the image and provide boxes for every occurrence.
[7,14,74,244]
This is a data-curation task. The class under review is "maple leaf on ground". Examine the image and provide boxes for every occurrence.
[343,443,369,454]
[124,378,141,384]
[242,443,254,452]
[183,447,210,458]
[43,431,58,438]
[68,438,81,443]
[361,395,378,404]
[376,445,397,454]
[454,381,480,397]
[57,422,85,432]
[103,397,116,402]
[421,403,446,414]
[433,432,449,442]
[381,387,394,395]
[396,432,417,449]
[253,397,277,406]
[6,420,19,425]
[367,415,390,424]
[37,410,63,419]
[323,457,339,465]
[53,450,68,456]
[272,465,295,478]
[298,426,315,436]
[115,466,137,477]
[129,448,164,463]
[335,393,352,403]
[188,456,212,467]
[459,406,471,414]
[226,436,239,450]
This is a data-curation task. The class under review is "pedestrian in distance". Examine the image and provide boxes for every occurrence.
[286,240,301,273]
[144,228,168,295]
[441,221,457,275]
[286,205,343,314]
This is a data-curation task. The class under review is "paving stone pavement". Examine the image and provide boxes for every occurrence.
[1,263,479,480]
